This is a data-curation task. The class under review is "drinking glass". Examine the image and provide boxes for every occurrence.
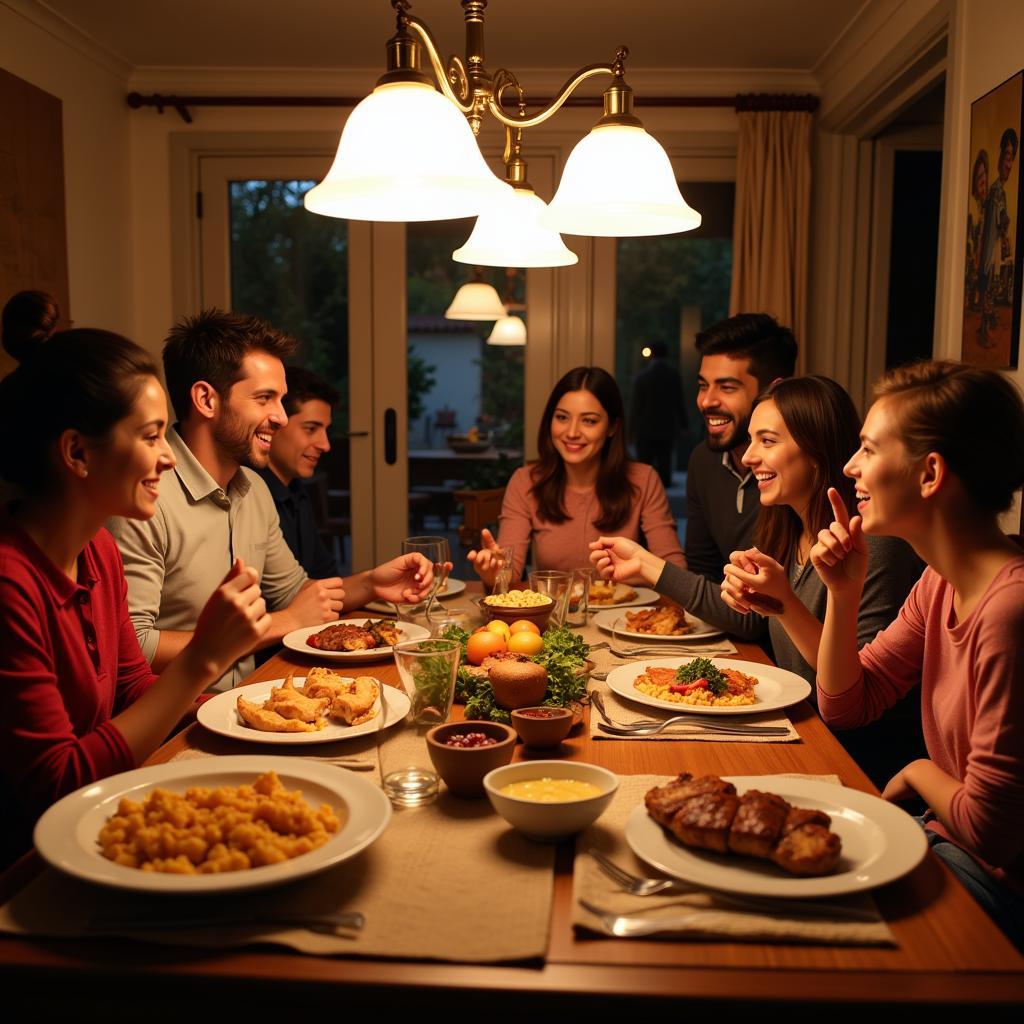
[394,536,446,624]
[528,570,573,628]
[491,545,515,595]
[380,638,460,807]
[567,567,594,627]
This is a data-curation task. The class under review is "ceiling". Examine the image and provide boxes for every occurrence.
[42,0,868,76]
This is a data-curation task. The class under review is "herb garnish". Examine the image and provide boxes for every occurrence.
[674,657,728,697]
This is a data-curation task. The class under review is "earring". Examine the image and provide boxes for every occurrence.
[80,468,88,478]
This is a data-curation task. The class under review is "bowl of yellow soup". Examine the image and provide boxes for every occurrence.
[483,760,618,841]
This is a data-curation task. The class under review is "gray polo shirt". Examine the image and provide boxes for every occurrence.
[108,426,308,690]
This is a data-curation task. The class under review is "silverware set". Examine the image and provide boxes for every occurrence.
[589,641,736,658]
[590,689,790,737]
[299,755,375,770]
[585,849,879,924]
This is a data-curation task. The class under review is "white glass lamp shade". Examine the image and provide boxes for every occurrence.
[542,124,702,237]
[487,315,527,345]
[444,282,508,320]
[453,187,578,267]
[305,81,511,221]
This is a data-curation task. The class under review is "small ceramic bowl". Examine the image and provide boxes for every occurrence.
[510,706,574,748]
[481,595,553,632]
[483,760,618,842]
[426,721,516,798]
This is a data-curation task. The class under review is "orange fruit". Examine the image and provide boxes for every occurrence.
[485,619,511,640]
[507,630,544,657]
[508,619,541,636]
[466,629,507,665]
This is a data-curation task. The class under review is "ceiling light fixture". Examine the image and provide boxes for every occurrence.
[487,314,527,345]
[305,0,700,239]
[444,277,508,320]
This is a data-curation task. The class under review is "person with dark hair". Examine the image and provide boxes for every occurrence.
[811,360,1024,948]
[257,364,341,578]
[629,342,686,487]
[468,366,684,585]
[0,328,270,866]
[109,309,434,690]
[1,289,61,361]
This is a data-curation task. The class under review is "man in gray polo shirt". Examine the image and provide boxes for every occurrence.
[109,309,433,689]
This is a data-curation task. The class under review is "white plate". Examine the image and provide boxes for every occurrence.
[626,776,927,898]
[587,585,660,610]
[605,657,811,716]
[282,618,430,661]
[197,676,411,745]
[591,607,724,641]
[34,755,392,894]
[363,577,467,614]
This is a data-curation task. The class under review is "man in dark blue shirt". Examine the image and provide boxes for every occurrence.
[257,365,341,579]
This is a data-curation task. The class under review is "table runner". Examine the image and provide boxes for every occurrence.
[573,773,893,946]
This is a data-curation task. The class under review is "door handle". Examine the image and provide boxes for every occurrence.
[384,408,397,465]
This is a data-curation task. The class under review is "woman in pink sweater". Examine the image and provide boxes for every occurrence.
[468,366,685,585]
[811,360,1024,948]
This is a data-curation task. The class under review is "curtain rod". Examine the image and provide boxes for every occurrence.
[125,91,819,125]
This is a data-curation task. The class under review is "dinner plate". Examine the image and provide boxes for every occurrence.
[363,577,467,614]
[197,676,411,745]
[605,657,811,716]
[586,585,660,610]
[34,755,392,895]
[282,618,430,660]
[625,776,927,898]
[591,607,724,641]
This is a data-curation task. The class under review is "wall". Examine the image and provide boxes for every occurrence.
[933,0,1024,528]
[0,0,133,334]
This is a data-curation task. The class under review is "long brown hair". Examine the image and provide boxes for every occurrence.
[874,360,1024,513]
[752,376,860,565]
[530,366,636,531]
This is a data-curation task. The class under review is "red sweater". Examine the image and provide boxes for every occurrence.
[0,519,157,864]
[817,553,1024,893]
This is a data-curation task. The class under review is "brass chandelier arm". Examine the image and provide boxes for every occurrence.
[487,64,614,129]
[405,15,474,112]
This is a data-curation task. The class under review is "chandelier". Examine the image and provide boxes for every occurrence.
[305,0,701,259]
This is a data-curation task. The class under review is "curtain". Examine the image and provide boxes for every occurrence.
[729,109,813,366]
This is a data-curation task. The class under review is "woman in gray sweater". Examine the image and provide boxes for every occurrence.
[590,376,925,786]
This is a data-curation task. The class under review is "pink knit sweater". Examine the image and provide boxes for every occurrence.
[496,463,686,579]
[817,554,1024,892]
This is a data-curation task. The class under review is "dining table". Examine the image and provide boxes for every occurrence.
[1,586,1022,1012]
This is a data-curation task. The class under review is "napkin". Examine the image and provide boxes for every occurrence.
[587,680,800,743]
[573,773,893,946]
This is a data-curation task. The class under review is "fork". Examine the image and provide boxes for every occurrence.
[607,642,734,658]
[598,719,790,737]
[587,850,879,922]
[579,899,706,937]
[89,910,366,936]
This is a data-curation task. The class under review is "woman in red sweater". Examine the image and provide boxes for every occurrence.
[0,328,270,866]
[810,360,1024,948]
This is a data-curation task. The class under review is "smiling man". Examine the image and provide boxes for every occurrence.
[256,365,341,578]
[109,309,431,690]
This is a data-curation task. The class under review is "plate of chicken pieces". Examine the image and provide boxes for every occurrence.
[197,668,412,745]
[283,617,430,661]
[591,607,724,640]
[626,772,927,898]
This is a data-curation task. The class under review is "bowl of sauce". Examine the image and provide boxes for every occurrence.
[510,706,574,748]
[483,761,618,841]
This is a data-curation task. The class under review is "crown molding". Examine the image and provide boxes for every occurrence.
[6,0,132,80]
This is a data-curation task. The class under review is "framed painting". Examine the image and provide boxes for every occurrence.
[961,70,1023,369]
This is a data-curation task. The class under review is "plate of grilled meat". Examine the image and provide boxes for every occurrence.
[591,607,724,640]
[283,617,430,661]
[627,772,927,897]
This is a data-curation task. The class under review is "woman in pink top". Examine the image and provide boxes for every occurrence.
[468,366,684,585]
[811,360,1024,948]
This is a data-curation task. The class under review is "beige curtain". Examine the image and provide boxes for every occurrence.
[729,109,813,367]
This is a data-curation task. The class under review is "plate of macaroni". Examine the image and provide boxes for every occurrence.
[33,756,392,894]
[605,657,811,716]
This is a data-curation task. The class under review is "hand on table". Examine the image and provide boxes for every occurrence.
[810,487,869,598]
[288,575,346,626]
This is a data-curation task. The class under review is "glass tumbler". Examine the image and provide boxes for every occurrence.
[528,570,573,628]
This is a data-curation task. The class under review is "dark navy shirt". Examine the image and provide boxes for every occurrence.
[255,468,340,580]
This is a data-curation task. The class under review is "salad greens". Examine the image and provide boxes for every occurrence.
[674,657,728,697]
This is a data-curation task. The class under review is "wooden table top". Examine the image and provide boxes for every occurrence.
[3,606,1023,1009]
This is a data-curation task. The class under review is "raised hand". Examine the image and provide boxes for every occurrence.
[810,487,869,597]
[467,528,505,587]
[191,558,270,673]
[371,552,436,604]
[588,536,663,587]
[721,548,792,617]
[288,575,346,626]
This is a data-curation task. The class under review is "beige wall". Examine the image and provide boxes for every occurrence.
[0,2,134,334]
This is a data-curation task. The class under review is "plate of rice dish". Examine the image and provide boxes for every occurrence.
[605,657,811,716]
